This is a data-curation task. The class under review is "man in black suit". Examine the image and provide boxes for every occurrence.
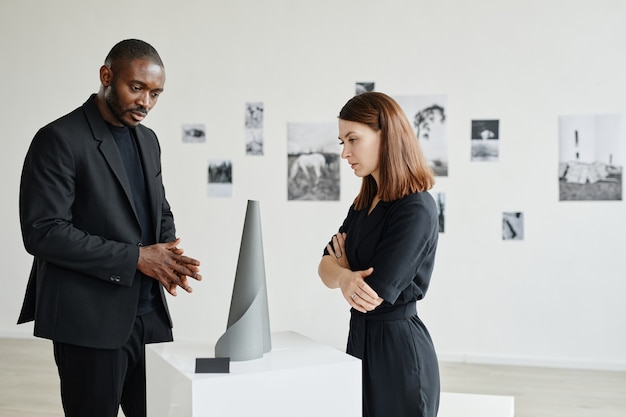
[18,39,202,417]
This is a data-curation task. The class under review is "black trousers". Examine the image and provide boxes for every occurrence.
[347,303,440,417]
[52,308,172,417]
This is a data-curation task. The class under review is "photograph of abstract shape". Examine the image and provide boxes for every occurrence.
[471,119,499,162]
[558,114,622,201]
[287,122,340,201]
[182,123,206,143]
[394,94,448,176]
[207,159,233,198]
[245,102,264,155]
[502,212,524,240]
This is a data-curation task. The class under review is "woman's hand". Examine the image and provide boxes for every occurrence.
[320,232,383,312]
[339,267,384,313]
[326,232,349,269]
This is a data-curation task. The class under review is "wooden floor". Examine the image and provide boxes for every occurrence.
[1,337,624,416]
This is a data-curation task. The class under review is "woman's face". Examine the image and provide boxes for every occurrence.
[338,119,381,183]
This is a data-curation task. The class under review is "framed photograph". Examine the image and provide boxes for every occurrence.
[245,102,264,155]
[207,159,233,198]
[394,94,448,176]
[558,114,623,201]
[182,123,206,143]
[471,119,499,162]
[287,122,340,201]
[502,212,524,240]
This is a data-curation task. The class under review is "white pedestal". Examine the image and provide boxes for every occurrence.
[439,392,515,417]
[146,331,361,417]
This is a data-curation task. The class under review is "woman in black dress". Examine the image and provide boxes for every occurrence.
[318,92,440,417]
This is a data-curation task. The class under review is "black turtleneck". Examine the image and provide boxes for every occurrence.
[107,123,159,316]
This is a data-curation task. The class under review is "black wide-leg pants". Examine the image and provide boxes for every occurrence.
[52,309,172,417]
[347,302,440,417]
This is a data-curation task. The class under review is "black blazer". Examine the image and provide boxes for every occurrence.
[18,95,175,349]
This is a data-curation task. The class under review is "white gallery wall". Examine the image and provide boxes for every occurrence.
[1,0,625,370]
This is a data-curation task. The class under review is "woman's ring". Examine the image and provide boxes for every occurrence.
[351,293,357,300]
[336,252,342,259]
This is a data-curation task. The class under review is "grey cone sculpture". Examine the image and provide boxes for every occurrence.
[214,200,271,361]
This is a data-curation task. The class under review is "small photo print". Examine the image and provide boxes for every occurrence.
[356,82,375,95]
[245,102,264,155]
[502,212,524,240]
[182,123,206,143]
[207,159,233,198]
[435,192,445,233]
[471,120,499,161]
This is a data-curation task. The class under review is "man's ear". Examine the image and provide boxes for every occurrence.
[99,65,113,87]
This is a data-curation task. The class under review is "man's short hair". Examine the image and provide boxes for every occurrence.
[104,39,163,70]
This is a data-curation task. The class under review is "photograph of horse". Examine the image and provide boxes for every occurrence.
[287,122,340,201]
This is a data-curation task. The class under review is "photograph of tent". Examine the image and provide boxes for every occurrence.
[558,114,623,201]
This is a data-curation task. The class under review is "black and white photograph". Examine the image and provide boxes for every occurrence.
[207,158,233,198]
[502,212,524,240]
[394,94,448,176]
[435,192,445,233]
[287,122,341,201]
[355,81,375,95]
[558,114,623,201]
[245,101,264,155]
[182,123,206,143]
[471,119,499,162]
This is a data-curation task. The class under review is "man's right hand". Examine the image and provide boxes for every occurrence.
[137,238,202,296]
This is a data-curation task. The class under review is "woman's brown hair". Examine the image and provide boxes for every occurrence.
[339,92,435,210]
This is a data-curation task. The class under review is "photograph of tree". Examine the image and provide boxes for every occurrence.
[394,94,448,176]
[207,159,233,198]
[287,122,340,201]
[471,119,499,162]
[558,114,623,201]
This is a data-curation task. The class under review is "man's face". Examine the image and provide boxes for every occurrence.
[104,59,165,127]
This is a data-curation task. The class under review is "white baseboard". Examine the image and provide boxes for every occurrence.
[0,324,35,339]
[438,351,626,372]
